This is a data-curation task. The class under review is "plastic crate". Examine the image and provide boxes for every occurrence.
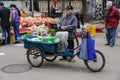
[86,25,96,37]
[24,40,58,53]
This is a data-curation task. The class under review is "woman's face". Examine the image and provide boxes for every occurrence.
[106,5,111,10]
[10,7,15,10]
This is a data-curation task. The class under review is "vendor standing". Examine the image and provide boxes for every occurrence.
[57,5,78,61]
[0,2,11,45]
[10,4,21,44]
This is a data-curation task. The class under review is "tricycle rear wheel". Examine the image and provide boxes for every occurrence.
[84,50,105,72]
[26,47,44,67]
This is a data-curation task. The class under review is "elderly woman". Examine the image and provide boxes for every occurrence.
[57,5,78,62]
[104,1,120,47]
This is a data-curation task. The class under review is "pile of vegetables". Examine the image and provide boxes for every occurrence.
[21,34,59,43]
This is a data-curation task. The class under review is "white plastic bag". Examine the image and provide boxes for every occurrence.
[56,31,68,42]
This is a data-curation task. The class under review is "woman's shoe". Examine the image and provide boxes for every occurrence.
[13,41,20,44]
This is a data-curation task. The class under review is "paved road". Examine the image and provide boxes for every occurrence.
[0,33,120,80]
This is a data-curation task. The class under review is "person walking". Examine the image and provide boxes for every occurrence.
[57,5,78,62]
[78,10,84,28]
[10,4,21,44]
[72,11,84,28]
[0,2,11,45]
[104,1,120,47]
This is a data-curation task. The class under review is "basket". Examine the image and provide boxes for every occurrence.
[24,40,58,53]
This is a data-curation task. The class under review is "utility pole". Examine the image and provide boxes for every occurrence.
[62,0,65,12]
[31,0,34,17]
[81,0,88,21]
[48,0,50,17]
[69,0,71,6]
[103,0,107,9]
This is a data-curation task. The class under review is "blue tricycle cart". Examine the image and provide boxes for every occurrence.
[23,31,105,72]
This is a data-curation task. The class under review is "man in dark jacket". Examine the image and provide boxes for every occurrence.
[0,2,11,45]
[104,1,120,47]
[57,5,78,62]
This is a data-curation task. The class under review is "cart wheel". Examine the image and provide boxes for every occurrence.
[84,50,105,72]
[26,47,44,67]
[44,55,57,62]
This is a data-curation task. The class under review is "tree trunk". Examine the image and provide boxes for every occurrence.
[81,0,88,22]
[103,0,107,9]
[69,0,71,6]
[48,0,50,17]
[33,0,39,12]
[30,0,39,16]
[21,1,24,9]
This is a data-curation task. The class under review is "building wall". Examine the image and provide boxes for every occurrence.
[2,0,105,20]
[87,0,103,20]
[39,0,82,12]
[2,1,23,9]
[2,1,82,12]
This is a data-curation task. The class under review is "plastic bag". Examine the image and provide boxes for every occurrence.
[56,31,68,42]
[79,32,97,60]
[80,39,88,60]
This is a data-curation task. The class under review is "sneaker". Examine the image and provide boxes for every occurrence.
[13,42,20,44]
[1,44,5,46]
[110,45,114,47]
[1,42,6,46]
[7,42,10,45]
[67,57,76,63]
[70,59,76,63]
[13,41,20,44]
[105,43,110,46]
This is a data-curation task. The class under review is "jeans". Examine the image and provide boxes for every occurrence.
[106,28,117,45]
[1,27,11,44]
[67,39,74,53]
[13,22,20,42]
